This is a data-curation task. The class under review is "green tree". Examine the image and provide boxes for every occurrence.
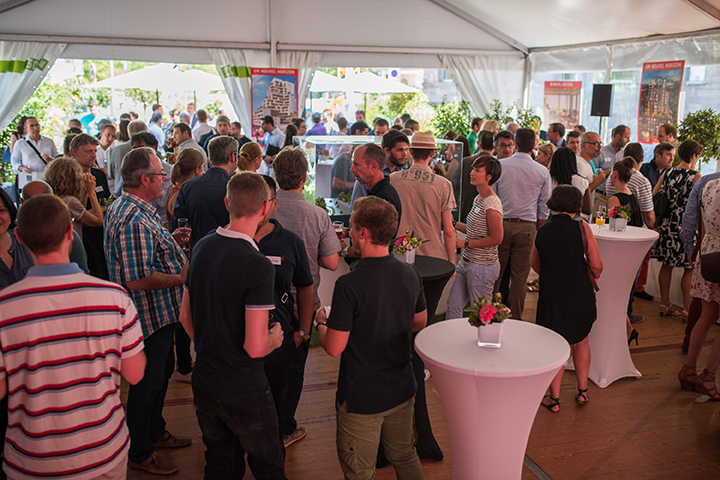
[678,108,720,169]
[431,97,471,137]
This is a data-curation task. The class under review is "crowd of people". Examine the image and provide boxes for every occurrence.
[0,98,719,480]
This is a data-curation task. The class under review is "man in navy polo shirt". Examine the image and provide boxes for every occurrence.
[255,174,314,446]
[316,196,427,479]
[179,172,286,479]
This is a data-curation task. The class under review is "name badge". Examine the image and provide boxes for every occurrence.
[267,256,282,265]
[95,186,104,193]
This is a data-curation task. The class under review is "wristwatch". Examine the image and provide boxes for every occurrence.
[316,322,328,328]
[298,329,310,341]
[452,220,457,228]
[465,238,470,249]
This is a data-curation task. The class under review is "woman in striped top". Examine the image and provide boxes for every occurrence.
[447,154,503,320]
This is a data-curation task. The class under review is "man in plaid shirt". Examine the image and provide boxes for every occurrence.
[104,147,193,475]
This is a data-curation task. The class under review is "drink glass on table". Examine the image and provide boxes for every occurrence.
[595,207,606,229]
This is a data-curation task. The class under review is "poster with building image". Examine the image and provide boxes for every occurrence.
[251,68,298,139]
[543,81,582,129]
[638,61,684,144]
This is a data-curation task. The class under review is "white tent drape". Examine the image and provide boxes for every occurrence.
[0,41,66,130]
[278,51,322,115]
[439,54,526,117]
[210,48,254,137]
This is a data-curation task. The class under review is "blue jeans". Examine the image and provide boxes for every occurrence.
[127,323,176,463]
[447,258,501,320]
[193,385,286,480]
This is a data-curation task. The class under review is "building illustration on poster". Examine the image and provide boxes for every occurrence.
[251,68,298,135]
[638,61,684,143]
[543,81,582,128]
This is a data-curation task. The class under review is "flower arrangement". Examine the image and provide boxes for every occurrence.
[392,230,428,255]
[609,204,631,221]
[465,292,512,327]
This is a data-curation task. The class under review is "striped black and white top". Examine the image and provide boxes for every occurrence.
[463,195,503,265]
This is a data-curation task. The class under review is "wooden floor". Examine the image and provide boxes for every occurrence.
[124,293,720,479]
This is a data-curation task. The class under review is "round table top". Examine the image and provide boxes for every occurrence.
[415,319,570,378]
[413,255,456,282]
[590,224,659,242]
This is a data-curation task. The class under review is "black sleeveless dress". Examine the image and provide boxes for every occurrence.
[535,214,597,344]
[612,192,644,227]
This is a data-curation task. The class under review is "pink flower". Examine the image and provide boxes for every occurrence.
[478,304,497,325]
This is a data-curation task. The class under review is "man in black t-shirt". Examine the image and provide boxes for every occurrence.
[316,196,426,480]
[350,143,402,225]
[179,172,286,479]
[255,175,314,444]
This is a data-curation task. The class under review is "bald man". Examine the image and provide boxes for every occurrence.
[21,181,89,273]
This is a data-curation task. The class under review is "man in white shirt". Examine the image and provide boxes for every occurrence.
[173,122,208,170]
[11,116,58,176]
[192,109,212,143]
[95,123,116,172]
[147,112,165,147]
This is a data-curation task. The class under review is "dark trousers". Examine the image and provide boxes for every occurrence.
[193,385,286,480]
[282,334,310,436]
[175,323,193,375]
[263,341,297,447]
[127,323,176,463]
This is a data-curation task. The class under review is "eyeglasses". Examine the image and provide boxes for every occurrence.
[145,172,167,178]
[583,142,603,147]
[497,143,514,148]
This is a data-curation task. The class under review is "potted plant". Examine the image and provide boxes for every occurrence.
[392,231,427,264]
[465,291,512,348]
[609,204,630,231]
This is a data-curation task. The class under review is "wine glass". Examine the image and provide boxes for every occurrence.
[595,207,606,229]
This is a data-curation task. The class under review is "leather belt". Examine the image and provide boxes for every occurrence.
[503,218,534,224]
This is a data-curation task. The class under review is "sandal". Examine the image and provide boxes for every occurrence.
[541,394,560,412]
[679,364,698,390]
[575,388,589,405]
[682,310,689,323]
[695,369,720,400]
[659,304,682,316]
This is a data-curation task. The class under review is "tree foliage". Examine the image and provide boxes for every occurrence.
[678,108,720,167]
[483,99,540,132]
[431,97,471,137]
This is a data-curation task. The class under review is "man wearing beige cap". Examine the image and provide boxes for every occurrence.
[390,131,456,264]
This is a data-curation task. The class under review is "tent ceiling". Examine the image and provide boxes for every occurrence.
[0,0,718,66]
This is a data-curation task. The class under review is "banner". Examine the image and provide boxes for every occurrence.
[543,81,582,129]
[251,68,298,138]
[638,61,684,143]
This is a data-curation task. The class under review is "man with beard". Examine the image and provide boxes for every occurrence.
[350,130,409,205]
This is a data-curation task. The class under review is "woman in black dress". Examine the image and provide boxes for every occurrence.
[531,186,603,411]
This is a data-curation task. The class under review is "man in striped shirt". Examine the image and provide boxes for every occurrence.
[0,194,146,480]
[104,147,192,475]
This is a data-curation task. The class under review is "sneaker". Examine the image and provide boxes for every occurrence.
[424,368,431,382]
[154,430,192,449]
[633,291,654,301]
[283,426,307,448]
[629,314,645,324]
[174,371,192,383]
[128,451,179,475]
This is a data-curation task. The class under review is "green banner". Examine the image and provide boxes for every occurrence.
[0,57,49,74]
[220,65,250,79]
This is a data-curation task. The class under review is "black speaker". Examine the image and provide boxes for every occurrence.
[590,84,612,117]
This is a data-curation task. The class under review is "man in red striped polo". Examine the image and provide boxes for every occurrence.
[0,195,146,480]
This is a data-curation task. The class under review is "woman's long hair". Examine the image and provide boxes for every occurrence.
[549,147,579,186]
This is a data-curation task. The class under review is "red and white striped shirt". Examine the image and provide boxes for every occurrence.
[0,264,144,480]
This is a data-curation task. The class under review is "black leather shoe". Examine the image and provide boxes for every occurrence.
[633,291,654,301]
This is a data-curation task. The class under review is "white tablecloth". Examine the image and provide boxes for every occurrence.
[415,319,569,480]
[568,225,658,387]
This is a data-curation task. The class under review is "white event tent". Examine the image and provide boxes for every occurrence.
[1,0,720,139]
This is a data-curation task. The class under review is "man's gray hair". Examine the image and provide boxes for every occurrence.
[208,135,238,166]
[121,147,155,189]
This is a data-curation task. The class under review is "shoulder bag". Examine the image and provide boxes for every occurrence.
[652,172,670,220]
[579,222,599,292]
[701,252,720,283]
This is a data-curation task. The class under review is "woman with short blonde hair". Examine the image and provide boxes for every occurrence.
[238,142,263,172]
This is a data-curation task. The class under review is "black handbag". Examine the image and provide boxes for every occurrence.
[653,187,669,221]
[701,252,720,283]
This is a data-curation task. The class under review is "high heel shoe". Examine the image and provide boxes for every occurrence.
[628,328,639,346]
[660,304,682,316]
[679,364,698,390]
[695,369,720,400]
